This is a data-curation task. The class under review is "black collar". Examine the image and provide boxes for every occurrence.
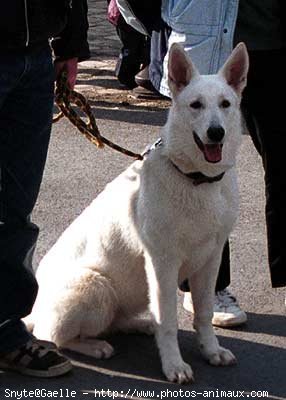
[171,162,225,186]
[142,138,225,185]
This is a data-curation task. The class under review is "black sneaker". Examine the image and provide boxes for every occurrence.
[0,338,72,377]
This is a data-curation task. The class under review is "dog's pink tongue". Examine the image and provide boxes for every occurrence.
[203,144,222,163]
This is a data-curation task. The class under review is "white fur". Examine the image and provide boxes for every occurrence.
[27,43,249,383]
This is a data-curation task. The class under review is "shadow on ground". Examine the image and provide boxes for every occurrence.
[79,67,116,77]
[53,102,169,128]
[228,312,286,337]
[2,322,285,400]
[90,103,168,127]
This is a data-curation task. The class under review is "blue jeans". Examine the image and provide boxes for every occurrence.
[0,46,55,353]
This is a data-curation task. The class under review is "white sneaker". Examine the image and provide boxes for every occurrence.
[183,289,247,328]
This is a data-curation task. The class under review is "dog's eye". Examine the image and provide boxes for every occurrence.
[221,99,231,108]
[190,101,203,109]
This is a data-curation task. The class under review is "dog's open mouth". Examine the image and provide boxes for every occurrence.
[193,132,223,163]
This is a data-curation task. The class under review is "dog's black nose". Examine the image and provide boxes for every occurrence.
[207,126,225,142]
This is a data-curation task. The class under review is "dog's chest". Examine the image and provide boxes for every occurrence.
[165,175,238,247]
[139,161,238,245]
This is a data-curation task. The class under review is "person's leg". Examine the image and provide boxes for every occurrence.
[0,47,54,354]
[149,22,171,93]
[215,241,231,292]
[0,47,72,377]
[242,49,286,289]
[115,16,149,89]
[182,241,247,327]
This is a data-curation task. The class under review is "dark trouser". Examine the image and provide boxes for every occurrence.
[106,0,150,89]
[240,49,286,288]
[215,49,286,290]
[0,46,55,353]
[114,16,150,89]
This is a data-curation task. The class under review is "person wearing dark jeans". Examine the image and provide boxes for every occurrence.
[164,1,286,326]
[0,0,90,377]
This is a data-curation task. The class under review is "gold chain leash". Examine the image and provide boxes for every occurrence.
[53,73,144,161]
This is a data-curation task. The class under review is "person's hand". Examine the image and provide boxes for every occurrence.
[107,0,120,26]
[54,57,78,89]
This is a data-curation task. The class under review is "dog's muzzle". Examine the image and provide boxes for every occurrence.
[193,131,223,163]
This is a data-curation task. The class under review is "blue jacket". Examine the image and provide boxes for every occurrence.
[162,0,239,74]
[160,0,239,96]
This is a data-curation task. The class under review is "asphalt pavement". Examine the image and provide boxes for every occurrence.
[0,2,285,399]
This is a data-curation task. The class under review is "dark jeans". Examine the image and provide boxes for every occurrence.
[0,46,55,353]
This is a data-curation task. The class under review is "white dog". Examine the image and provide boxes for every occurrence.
[28,42,249,383]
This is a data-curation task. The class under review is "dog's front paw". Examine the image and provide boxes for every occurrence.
[88,340,115,359]
[206,346,236,366]
[163,361,194,384]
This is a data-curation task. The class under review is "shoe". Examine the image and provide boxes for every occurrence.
[114,52,139,89]
[133,66,168,100]
[183,289,247,328]
[212,289,247,327]
[135,66,155,92]
[132,86,165,100]
[0,338,72,377]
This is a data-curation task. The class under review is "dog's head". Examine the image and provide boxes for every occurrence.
[163,42,249,177]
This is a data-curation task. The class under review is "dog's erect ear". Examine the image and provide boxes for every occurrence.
[218,42,249,96]
[168,43,199,95]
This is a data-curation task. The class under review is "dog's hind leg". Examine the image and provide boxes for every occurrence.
[112,316,155,336]
[34,270,118,359]
[62,338,115,359]
[188,254,236,366]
